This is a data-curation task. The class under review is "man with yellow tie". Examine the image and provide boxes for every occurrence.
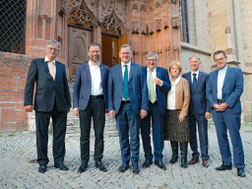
[24,40,71,173]
[140,51,170,170]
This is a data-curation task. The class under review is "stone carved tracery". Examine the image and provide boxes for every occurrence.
[68,8,94,28]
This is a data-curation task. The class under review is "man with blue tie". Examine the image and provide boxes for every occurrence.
[108,44,148,174]
[24,40,71,173]
[141,52,170,170]
[73,43,110,173]
[182,56,211,168]
[206,50,246,177]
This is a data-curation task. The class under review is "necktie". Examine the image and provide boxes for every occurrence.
[192,73,197,90]
[49,62,55,80]
[123,65,129,99]
[149,69,156,103]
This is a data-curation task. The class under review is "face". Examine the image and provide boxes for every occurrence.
[145,56,157,70]
[119,47,132,64]
[214,53,227,69]
[170,65,180,78]
[189,57,201,72]
[46,44,58,61]
[88,45,100,63]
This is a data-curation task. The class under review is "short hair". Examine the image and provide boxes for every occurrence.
[213,50,227,60]
[169,61,182,74]
[145,51,159,62]
[46,40,61,52]
[119,44,133,54]
[189,56,201,62]
[88,43,101,51]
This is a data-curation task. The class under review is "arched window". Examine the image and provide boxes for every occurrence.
[0,0,26,54]
[179,0,189,43]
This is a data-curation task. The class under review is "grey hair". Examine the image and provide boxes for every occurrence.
[145,51,159,62]
[46,40,61,52]
[189,56,201,62]
[119,44,133,54]
[213,50,227,60]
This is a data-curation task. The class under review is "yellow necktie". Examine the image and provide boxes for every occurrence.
[149,69,156,103]
[49,62,55,80]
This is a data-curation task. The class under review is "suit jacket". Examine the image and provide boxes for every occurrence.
[182,71,210,115]
[24,58,71,112]
[206,66,243,114]
[144,66,171,115]
[107,62,149,115]
[73,62,110,110]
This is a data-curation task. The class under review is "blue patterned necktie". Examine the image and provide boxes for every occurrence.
[123,65,129,99]
[192,73,197,90]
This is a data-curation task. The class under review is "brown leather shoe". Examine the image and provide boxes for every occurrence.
[202,160,210,168]
[188,157,199,165]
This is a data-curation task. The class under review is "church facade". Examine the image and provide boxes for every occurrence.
[0,0,251,131]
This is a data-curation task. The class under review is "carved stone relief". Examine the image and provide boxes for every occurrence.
[102,11,123,34]
[149,23,154,34]
[132,21,139,34]
[68,9,93,28]
[171,17,180,29]
[155,19,161,32]
[141,23,148,35]
[163,16,169,29]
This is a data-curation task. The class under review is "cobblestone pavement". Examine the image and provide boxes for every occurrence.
[1,125,252,189]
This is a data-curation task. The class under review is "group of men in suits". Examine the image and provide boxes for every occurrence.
[24,40,245,177]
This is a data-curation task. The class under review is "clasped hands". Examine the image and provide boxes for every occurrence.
[213,103,228,112]
[108,109,147,119]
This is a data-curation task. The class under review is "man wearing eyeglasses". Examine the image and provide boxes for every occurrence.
[206,50,246,177]
[140,51,170,170]
[24,40,71,173]
[73,43,110,173]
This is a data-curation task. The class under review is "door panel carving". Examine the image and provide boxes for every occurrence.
[68,26,92,80]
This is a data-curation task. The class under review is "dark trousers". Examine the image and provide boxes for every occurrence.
[189,113,209,160]
[79,97,105,162]
[212,111,244,168]
[35,105,67,166]
[116,103,140,165]
[141,102,164,161]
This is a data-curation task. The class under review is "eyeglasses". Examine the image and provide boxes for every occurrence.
[89,51,100,54]
[215,57,225,62]
[48,47,58,52]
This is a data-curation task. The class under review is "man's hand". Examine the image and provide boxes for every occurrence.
[24,105,33,112]
[67,107,70,113]
[179,114,185,122]
[154,77,163,86]
[73,108,79,116]
[140,109,147,119]
[205,112,211,120]
[216,103,228,112]
[213,104,220,110]
[109,110,115,118]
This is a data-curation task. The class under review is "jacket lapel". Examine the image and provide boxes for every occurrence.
[84,62,91,84]
[222,66,230,90]
[128,63,135,82]
[99,64,105,87]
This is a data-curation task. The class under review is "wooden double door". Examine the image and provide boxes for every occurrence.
[68,26,128,79]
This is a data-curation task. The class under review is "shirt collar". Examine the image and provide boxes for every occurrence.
[219,65,228,71]
[89,60,100,67]
[191,70,199,76]
[45,56,55,64]
[147,67,156,72]
[121,61,131,68]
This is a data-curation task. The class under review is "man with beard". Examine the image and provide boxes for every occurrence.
[73,43,110,173]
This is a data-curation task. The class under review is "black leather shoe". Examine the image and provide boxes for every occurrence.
[118,164,129,173]
[38,165,47,173]
[54,162,68,171]
[132,163,140,174]
[155,160,166,170]
[237,168,246,177]
[95,161,107,172]
[215,164,232,171]
[142,159,153,168]
[78,161,88,173]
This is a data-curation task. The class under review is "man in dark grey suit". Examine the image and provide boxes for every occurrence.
[73,43,109,173]
[24,40,71,173]
[182,56,211,168]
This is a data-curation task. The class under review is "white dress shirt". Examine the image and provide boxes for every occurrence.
[45,56,56,73]
[217,65,227,100]
[167,76,181,110]
[147,67,157,100]
[191,70,199,83]
[89,61,103,96]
